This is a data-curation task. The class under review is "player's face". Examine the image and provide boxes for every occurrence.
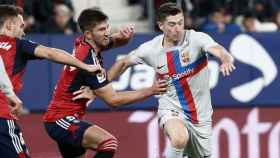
[10,15,25,38]
[90,20,111,48]
[158,13,185,43]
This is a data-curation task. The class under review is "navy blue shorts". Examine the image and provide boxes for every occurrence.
[0,118,30,158]
[44,116,92,158]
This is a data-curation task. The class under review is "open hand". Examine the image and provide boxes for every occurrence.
[72,86,96,101]
[220,54,236,76]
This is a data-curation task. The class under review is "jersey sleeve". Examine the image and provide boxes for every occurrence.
[196,32,218,52]
[16,38,40,59]
[127,42,152,66]
[0,57,15,97]
[81,53,109,89]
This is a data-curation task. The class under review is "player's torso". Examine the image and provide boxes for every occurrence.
[45,37,105,121]
[0,36,27,92]
[148,30,213,123]
[47,45,90,117]
[0,36,28,119]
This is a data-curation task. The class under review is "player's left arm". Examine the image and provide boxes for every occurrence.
[207,45,236,76]
[17,38,102,75]
[0,57,23,117]
[109,24,135,49]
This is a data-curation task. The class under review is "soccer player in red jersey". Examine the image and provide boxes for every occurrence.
[0,56,22,117]
[0,5,101,158]
[43,8,167,158]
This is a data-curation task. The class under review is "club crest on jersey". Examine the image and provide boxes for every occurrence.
[180,51,190,65]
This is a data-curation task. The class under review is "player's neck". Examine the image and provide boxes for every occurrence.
[0,29,13,38]
[85,38,101,53]
[162,31,186,48]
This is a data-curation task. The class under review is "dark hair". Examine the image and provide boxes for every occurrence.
[0,5,23,28]
[156,2,183,22]
[78,7,108,33]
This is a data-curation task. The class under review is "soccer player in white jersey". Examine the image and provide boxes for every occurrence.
[75,2,235,158]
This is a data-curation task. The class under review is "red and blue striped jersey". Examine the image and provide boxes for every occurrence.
[0,35,39,119]
[127,30,218,124]
[44,36,109,122]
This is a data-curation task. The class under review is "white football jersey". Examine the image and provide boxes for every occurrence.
[128,30,218,124]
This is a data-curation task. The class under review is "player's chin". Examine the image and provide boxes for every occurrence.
[102,39,110,46]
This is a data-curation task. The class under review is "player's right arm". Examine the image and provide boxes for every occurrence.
[107,42,150,81]
[107,57,131,81]
[93,80,167,107]
[34,45,102,74]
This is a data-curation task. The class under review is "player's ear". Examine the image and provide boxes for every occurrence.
[84,30,92,40]
[157,21,164,31]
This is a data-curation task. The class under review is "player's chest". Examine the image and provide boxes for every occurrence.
[154,46,201,75]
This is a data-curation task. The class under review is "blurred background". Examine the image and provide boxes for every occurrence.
[1,0,280,158]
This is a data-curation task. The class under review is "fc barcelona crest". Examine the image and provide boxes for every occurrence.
[180,50,190,64]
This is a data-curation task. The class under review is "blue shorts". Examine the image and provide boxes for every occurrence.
[44,116,92,158]
[0,118,30,158]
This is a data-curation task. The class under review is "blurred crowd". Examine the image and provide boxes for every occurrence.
[0,0,77,35]
[1,0,280,34]
[130,0,280,33]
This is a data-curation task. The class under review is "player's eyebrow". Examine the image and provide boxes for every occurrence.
[167,19,184,25]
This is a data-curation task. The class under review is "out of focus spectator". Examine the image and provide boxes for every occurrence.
[41,4,77,35]
[23,14,41,33]
[273,10,280,31]
[200,8,225,33]
[223,10,242,33]
[185,14,195,29]
[252,1,271,22]
[242,12,257,32]
[31,0,54,24]
[242,11,277,32]
[0,0,15,5]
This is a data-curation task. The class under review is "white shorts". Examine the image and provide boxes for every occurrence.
[157,108,212,158]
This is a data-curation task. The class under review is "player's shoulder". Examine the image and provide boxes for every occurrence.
[73,36,91,59]
[188,29,210,37]
[139,34,163,50]
[187,29,213,42]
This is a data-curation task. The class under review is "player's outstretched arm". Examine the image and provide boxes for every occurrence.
[107,57,131,81]
[110,24,134,48]
[207,45,236,76]
[94,80,167,107]
[34,45,102,74]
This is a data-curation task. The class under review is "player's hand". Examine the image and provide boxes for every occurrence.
[220,54,236,76]
[85,64,104,75]
[119,24,135,40]
[151,79,168,95]
[7,94,23,117]
[72,86,96,101]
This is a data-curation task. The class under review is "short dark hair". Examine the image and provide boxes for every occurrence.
[0,5,23,28]
[78,7,108,33]
[156,2,183,22]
